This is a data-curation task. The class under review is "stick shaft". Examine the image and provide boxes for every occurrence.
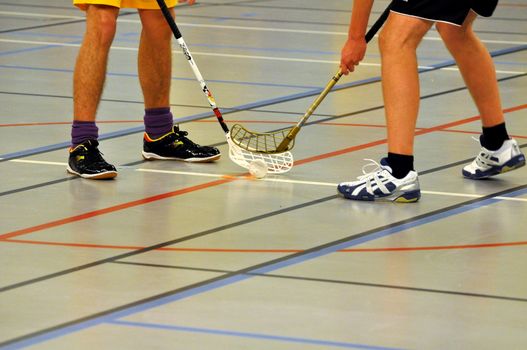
[155,0,229,133]
[275,3,393,152]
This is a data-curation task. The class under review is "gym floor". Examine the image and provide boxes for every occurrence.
[1,0,526,349]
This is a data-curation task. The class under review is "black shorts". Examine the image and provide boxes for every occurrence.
[390,0,499,26]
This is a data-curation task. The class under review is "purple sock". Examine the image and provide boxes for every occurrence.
[71,120,98,147]
[144,107,173,139]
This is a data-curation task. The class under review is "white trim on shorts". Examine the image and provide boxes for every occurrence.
[389,9,481,27]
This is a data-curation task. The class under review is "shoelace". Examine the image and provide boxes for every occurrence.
[357,159,385,180]
[356,159,392,195]
[470,136,497,168]
[173,130,199,148]
[82,146,109,165]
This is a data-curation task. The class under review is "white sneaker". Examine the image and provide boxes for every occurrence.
[462,139,525,179]
[337,158,421,203]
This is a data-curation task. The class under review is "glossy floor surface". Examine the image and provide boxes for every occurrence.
[1,1,526,349]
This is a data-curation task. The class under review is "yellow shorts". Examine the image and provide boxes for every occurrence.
[74,0,178,11]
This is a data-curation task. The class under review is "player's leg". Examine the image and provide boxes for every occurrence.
[68,4,119,179]
[338,13,431,202]
[437,12,525,179]
[138,8,220,162]
[380,13,432,172]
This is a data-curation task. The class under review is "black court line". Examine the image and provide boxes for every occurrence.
[0,42,525,165]
[2,166,527,294]
[0,2,77,10]
[0,0,271,35]
[0,90,336,117]
[0,90,211,109]
[112,261,527,303]
[0,74,525,198]
[420,143,527,175]
[0,46,524,290]
[176,13,527,36]
[2,183,526,347]
[261,72,527,135]
[0,195,338,293]
[0,0,265,11]
[0,158,151,198]
[0,11,136,34]
[221,2,527,22]
[1,1,526,36]
[0,19,86,34]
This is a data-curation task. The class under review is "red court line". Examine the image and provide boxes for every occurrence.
[295,103,527,166]
[1,103,525,240]
[2,120,525,140]
[5,238,527,253]
[0,178,234,240]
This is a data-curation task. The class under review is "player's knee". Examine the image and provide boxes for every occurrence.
[436,23,471,46]
[87,6,118,47]
[142,19,172,42]
[379,26,416,54]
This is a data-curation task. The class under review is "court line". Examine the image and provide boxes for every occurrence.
[6,238,527,254]
[2,185,526,349]
[3,158,527,202]
[108,320,403,350]
[0,46,525,162]
[0,195,337,294]
[295,102,527,166]
[1,8,524,348]
[2,140,526,200]
[0,11,137,35]
[1,11,527,45]
[0,177,235,240]
[2,102,527,240]
[1,38,525,74]
[0,63,319,90]
[110,261,527,303]
[226,2,527,13]
[167,13,527,36]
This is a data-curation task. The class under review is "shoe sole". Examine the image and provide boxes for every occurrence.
[67,166,118,180]
[463,154,526,179]
[337,188,421,203]
[142,151,221,163]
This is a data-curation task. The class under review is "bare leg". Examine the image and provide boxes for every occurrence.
[379,13,432,155]
[73,5,119,121]
[138,8,174,109]
[436,12,504,127]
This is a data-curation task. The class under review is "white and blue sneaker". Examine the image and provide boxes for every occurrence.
[462,139,525,180]
[337,158,421,203]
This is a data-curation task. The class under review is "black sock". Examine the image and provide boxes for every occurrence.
[481,123,509,151]
[387,153,414,179]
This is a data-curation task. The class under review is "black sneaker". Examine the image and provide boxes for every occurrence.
[142,126,221,162]
[67,140,117,179]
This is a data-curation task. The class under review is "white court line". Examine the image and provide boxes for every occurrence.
[5,158,527,202]
[0,38,524,74]
[1,10,527,46]
[7,159,67,166]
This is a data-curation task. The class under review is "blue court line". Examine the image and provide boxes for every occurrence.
[1,43,525,162]
[6,30,526,66]
[7,32,84,39]
[108,320,404,350]
[0,63,319,90]
[0,43,77,57]
[2,185,526,350]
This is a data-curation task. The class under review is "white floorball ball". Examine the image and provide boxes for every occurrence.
[248,159,268,178]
